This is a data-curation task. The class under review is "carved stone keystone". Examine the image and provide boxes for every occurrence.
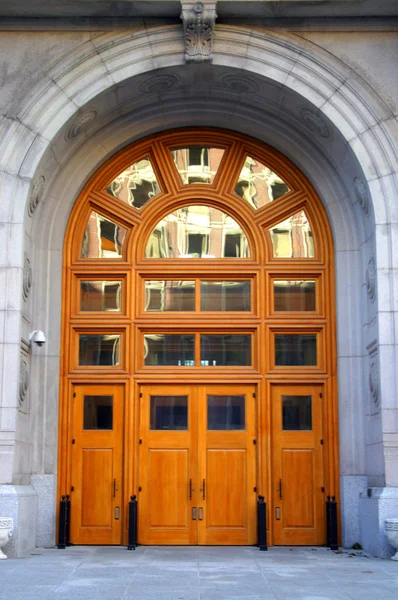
[181,1,217,63]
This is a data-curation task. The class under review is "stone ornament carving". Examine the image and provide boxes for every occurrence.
[385,519,398,561]
[220,73,260,94]
[354,176,370,216]
[366,256,376,302]
[19,359,29,406]
[22,254,32,301]
[300,108,332,140]
[0,518,13,560]
[28,175,45,217]
[65,108,98,141]
[181,2,217,63]
[139,73,180,94]
[369,361,379,406]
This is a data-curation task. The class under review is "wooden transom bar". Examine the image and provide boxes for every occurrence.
[58,128,339,546]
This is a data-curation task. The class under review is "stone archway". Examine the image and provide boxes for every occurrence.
[0,24,397,556]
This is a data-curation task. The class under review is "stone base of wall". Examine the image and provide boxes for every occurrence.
[340,475,368,548]
[359,487,398,558]
[31,474,56,548]
[0,485,37,557]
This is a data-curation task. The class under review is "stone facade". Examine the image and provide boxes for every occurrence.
[0,1,397,557]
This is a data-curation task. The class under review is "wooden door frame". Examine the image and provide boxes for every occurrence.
[57,127,340,547]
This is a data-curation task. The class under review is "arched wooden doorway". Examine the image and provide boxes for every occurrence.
[58,129,338,546]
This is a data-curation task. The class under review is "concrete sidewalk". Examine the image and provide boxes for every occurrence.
[0,546,397,600]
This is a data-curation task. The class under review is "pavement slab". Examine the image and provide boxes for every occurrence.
[0,546,397,600]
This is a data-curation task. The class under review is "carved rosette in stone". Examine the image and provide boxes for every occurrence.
[366,256,376,302]
[354,177,370,216]
[300,108,332,141]
[19,359,29,407]
[65,108,98,141]
[181,2,217,63]
[28,175,45,217]
[369,361,379,406]
[22,254,32,301]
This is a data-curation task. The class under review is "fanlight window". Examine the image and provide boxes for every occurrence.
[235,156,290,209]
[269,210,314,258]
[145,205,250,259]
[171,147,225,184]
[106,157,161,209]
[81,211,127,259]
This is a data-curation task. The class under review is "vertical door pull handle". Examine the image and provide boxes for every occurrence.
[189,479,195,499]
[198,507,203,520]
[113,479,116,498]
[276,479,282,500]
[192,507,197,520]
[201,479,205,500]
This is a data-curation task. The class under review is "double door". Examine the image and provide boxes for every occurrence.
[138,384,257,545]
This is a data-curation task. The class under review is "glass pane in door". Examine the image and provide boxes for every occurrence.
[83,396,113,430]
[150,396,188,430]
[282,395,312,430]
[207,395,245,430]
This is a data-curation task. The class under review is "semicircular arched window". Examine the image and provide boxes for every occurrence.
[145,205,250,259]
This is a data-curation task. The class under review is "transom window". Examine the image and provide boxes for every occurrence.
[66,129,332,380]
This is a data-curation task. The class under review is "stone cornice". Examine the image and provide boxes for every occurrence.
[0,1,397,30]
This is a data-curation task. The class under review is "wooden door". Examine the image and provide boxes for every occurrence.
[197,385,257,545]
[138,385,198,544]
[138,384,256,545]
[272,384,325,545]
[70,384,124,544]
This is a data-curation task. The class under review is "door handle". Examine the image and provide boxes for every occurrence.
[189,479,195,500]
[200,479,206,500]
[276,479,282,500]
[192,507,197,520]
[198,507,203,520]
[113,479,119,498]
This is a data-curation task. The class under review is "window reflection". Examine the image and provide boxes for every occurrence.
[235,156,290,208]
[269,210,314,258]
[106,157,161,209]
[144,334,195,366]
[200,335,251,366]
[79,334,121,366]
[200,281,251,311]
[81,211,127,259]
[144,281,195,311]
[171,147,224,184]
[274,280,316,312]
[80,281,122,312]
[275,334,316,366]
[145,205,250,259]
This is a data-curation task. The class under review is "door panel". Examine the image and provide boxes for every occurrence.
[71,384,123,544]
[198,385,256,545]
[272,384,324,545]
[138,385,197,544]
[148,449,190,528]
